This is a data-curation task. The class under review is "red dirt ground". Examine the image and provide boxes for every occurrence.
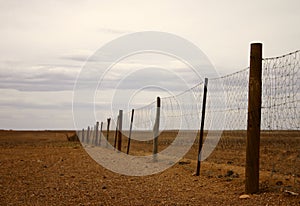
[0,130,299,205]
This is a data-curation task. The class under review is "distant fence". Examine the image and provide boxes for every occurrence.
[77,44,299,194]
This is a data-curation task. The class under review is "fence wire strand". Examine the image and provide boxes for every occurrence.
[81,50,299,192]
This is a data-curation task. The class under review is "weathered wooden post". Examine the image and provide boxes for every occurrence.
[93,123,96,145]
[245,43,262,194]
[127,109,135,154]
[117,110,123,152]
[106,118,111,147]
[81,128,84,142]
[114,116,119,149]
[91,126,94,145]
[153,97,161,161]
[196,78,208,176]
[99,122,103,146]
[87,126,90,144]
[95,121,99,146]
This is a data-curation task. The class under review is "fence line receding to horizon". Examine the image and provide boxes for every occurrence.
[77,47,300,193]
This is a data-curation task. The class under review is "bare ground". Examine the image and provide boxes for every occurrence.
[0,130,299,205]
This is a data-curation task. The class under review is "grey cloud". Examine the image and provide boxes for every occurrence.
[0,63,80,91]
[60,55,89,62]
[0,98,109,111]
[0,59,205,94]
[0,100,72,110]
[100,67,201,92]
[0,79,75,92]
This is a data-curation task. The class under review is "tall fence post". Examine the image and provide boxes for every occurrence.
[99,122,103,146]
[117,110,123,152]
[245,43,262,194]
[196,78,208,176]
[95,121,99,146]
[106,118,111,147]
[90,126,93,144]
[93,124,97,145]
[153,97,161,161]
[87,126,90,144]
[114,115,119,149]
[81,128,84,143]
[91,126,94,145]
[127,109,135,154]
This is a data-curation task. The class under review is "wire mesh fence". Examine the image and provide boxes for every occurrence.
[261,50,300,192]
[78,49,300,192]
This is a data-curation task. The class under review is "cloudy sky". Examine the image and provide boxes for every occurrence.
[0,0,299,130]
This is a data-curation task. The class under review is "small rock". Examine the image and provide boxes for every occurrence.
[226,178,233,182]
[102,185,107,190]
[232,173,240,178]
[284,190,299,196]
[178,160,191,165]
[239,194,250,199]
[276,181,283,186]
[225,170,234,177]
[39,193,45,197]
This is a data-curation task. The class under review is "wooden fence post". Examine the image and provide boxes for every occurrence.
[95,121,99,146]
[245,43,262,194]
[153,97,161,161]
[114,116,119,149]
[93,126,96,143]
[99,122,103,146]
[106,118,111,147]
[87,126,90,144]
[91,126,94,145]
[81,128,84,142]
[127,109,135,154]
[196,78,208,176]
[117,110,123,152]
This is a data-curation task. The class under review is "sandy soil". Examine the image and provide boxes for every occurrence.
[0,130,299,205]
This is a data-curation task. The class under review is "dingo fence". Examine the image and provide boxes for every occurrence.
[78,44,299,194]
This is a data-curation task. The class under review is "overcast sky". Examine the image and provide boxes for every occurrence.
[0,0,299,129]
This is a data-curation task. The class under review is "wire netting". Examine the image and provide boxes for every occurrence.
[80,50,300,192]
[261,50,300,192]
